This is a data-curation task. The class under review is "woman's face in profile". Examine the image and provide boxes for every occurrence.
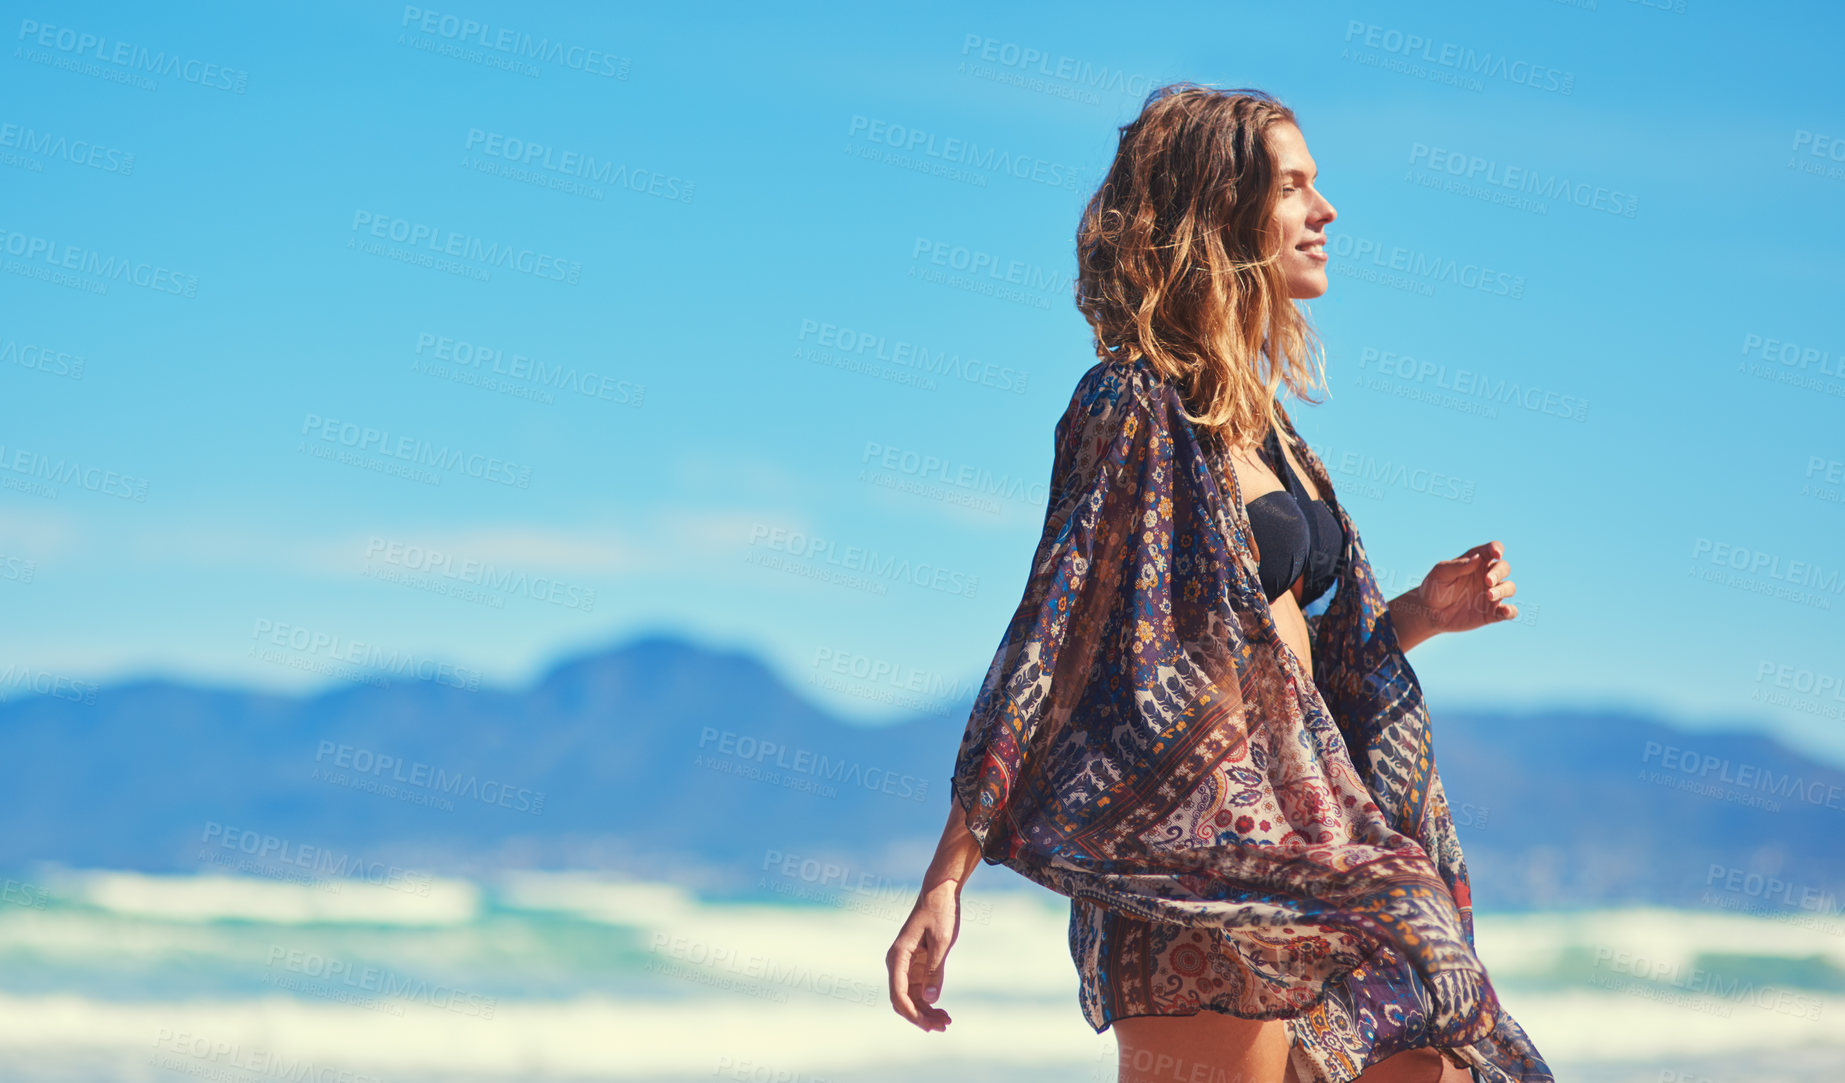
[1266,122,1338,300]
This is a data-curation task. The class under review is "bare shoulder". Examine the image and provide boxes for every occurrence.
[1271,410,1327,500]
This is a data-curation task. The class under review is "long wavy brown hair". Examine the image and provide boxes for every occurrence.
[1076,82,1327,450]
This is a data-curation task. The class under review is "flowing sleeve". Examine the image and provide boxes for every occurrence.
[950,359,1168,859]
[946,359,1511,1053]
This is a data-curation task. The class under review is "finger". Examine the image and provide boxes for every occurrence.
[1434,550,1491,584]
[909,972,946,1019]
[923,956,947,1005]
[1489,578,1516,601]
[888,941,922,1024]
[907,973,950,1029]
[1456,540,1502,565]
[1428,554,1475,583]
[915,936,940,1004]
[908,935,952,1029]
[1484,558,1510,585]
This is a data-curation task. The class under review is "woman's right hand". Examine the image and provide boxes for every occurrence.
[886,879,962,1031]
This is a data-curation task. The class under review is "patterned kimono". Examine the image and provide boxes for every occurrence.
[950,358,1553,1083]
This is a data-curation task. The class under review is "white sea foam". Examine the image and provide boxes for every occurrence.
[53,870,482,925]
[1473,905,1845,974]
[493,869,702,925]
[0,987,1840,1076]
[0,991,1106,1077]
[3,872,1842,1075]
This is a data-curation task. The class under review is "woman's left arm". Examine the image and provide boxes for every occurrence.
[1388,539,1519,652]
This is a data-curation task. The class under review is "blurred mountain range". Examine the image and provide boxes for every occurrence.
[6,632,1840,911]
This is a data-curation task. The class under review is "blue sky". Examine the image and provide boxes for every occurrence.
[3,0,1843,764]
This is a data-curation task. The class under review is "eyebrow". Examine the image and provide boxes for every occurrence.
[1282,167,1319,181]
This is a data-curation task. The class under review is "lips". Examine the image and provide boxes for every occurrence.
[1296,240,1328,262]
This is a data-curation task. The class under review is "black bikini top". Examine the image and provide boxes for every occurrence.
[1243,427,1343,606]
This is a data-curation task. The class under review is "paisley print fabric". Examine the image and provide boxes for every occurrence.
[950,358,1552,1083]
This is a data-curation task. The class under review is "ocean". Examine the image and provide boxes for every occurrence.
[1,866,1841,1082]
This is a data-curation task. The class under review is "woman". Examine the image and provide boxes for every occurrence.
[883,83,1554,1083]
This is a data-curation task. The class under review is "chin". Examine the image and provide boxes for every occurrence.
[1289,275,1329,300]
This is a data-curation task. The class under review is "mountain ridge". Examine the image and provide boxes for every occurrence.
[8,630,1840,912]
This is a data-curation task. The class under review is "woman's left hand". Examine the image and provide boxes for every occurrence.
[1406,540,1518,638]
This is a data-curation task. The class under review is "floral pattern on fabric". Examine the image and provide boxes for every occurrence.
[951,358,1552,1083]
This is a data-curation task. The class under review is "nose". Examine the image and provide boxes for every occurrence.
[1313,192,1336,227]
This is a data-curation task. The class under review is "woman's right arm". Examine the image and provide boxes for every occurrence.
[885,799,983,1031]
[922,797,983,893]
